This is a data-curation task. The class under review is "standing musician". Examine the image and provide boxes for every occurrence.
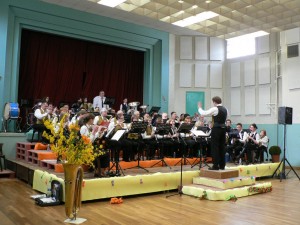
[93,90,108,111]
[198,96,228,170]
[120,98,128,114]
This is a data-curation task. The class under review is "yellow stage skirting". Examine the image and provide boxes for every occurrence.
[32,163,280,202]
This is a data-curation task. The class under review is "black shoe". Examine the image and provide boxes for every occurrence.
[208,166,219,170]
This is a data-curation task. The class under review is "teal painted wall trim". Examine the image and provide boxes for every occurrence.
[0,0,169,115]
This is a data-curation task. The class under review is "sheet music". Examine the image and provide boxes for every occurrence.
[111,130,126,141]
[191,129,209,137]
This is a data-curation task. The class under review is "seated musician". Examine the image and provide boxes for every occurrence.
[193,120,210,157]
[46,103,58,124]
[226,123,248,162]
[94,108,109,126]
[142,113,158,159]
[71,98,82,113]
[154,116,175,158]
[161,112,169,123]
[167,118,181,157]
[253,130,269,163]
[107,110,133,162]
[179,116,196,157]
[131,110,143,122]
[80,113,109,177]
[244,123,260,164]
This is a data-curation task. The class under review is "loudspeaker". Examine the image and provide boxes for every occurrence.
[278,107,293,124]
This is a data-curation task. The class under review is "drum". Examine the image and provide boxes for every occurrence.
[3,102,20,120]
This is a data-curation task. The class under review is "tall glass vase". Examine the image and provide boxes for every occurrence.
[63,163,84,220]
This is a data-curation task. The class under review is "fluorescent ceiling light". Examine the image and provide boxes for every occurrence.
[97,0,127,8]
[172,11,218,27]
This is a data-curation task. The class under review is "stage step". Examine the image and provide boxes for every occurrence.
[27,150,56,165]
[182,182,273,201]
[16,142,37,161]
[193,176,255,189]
[0,169,16,178]
[199,169,239,179]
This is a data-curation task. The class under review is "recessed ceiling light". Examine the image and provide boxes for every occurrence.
[205,0,211,3]
[192,5,198,9]
[178,0,184,3]
[246,5,252,8]
[97,0,126,8]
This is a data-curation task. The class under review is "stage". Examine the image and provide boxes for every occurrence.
[6,158,281,202]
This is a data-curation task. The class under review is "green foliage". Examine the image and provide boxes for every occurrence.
[269,146,281,155]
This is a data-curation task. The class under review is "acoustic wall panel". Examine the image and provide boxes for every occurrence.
[210,64,223,88]
[210,37,225,61]
[285,28,300,45]
[244,87,256,115]
[180,36,193,59]
[258,57,270,84]
[244,59,255,86]
[286,58,300,90]
[210,89,223,101]
[179,63,193,87]
[259,86,271,115]
[195,64,208,87]
[231,88,241,115]
[256,35,270,54]
[230,62,241,87]
[195,37,208,60]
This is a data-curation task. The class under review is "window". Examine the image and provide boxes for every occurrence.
[226,31,269,59]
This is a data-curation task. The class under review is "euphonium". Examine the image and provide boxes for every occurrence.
[146,124,152,136]
[63,163,84,220]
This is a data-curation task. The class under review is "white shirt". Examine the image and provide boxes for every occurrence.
[34,108,48,120]
[198,104,222,117]
[259,136,269,148]
[93,96,108,110]
[80,125,99,143]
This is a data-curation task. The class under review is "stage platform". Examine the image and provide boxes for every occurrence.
[6,158,281,202]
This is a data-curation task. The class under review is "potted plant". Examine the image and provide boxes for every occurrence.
[269,146,281,163]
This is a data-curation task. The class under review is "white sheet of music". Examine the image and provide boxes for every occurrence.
[111,130,126,141]
[191,130,209,137]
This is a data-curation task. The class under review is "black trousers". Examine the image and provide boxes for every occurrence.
[211,127,226,169]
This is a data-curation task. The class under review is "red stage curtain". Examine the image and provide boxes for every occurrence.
[18,29,144,109]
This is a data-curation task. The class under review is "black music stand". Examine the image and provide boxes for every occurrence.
[151,123,172,169]
[174,123,195,166]
[149,106,161,115]
[126,122,149,172]
[104,97,115,108]
[191,126,211,169]
[108,129,126,176]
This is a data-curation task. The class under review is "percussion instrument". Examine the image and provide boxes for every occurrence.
[3,102,19,120]
[128,102,140,108]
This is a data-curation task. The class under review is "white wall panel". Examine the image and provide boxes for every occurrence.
[244,59,255,86]
[179,63,193,87]
[259,86,271,115]
[180,36,193,59]
[195,37,208,60]
[231,88,241,115]
[245,87,256,115]
[210,37,225,61]
[256,35,270,54]
[210,64,223,88]
[195,64,208,87]
[258,57,271,84]
[230,62,241,87]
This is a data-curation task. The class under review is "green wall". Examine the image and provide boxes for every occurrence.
[0,0,169,115]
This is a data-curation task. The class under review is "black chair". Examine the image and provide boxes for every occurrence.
[0,143,6,171]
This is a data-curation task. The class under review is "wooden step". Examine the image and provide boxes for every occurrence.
[199,168,239,179]
[193,176,255,189]
[0,169,16,178]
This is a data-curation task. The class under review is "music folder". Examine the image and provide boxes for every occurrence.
[111,129,126,141]
[191,129,209,137]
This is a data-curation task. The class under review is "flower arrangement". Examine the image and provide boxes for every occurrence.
[42,115,102,166]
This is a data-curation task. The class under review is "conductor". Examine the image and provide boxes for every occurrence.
[197,96,227,170]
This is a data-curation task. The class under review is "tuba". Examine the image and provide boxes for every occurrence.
[63,164,84,220]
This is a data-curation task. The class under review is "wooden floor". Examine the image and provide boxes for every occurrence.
[1,168,300,225]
